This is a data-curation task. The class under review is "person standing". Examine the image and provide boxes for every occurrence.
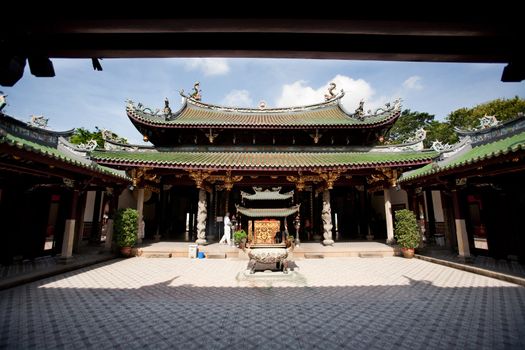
[219,212,231,245]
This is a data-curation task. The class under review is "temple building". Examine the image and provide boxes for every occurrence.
[2,87,524,264]
[90,85,437,246]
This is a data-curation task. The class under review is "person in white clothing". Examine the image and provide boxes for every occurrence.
[219,212,231,245]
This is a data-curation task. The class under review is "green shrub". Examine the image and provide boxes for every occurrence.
[394,209,421,249]
[233,229,247,244]
[114,208,138,248]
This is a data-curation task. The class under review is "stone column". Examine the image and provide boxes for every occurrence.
[73,191,87,254]
[136,187,145,244]
[322,189,334,246]
[60,189,79,263]
[196,189,207,245]
[89,190,102,244]
[104,188,121,251]
[384,188,395,244]
[451,189,471,261]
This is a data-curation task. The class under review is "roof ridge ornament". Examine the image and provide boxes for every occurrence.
[476,114,499,130]
[354,100,365,120]
[0,92,6,112]
[406,128,427,143]
[28,115,49,129]
[324,82,337,101]
[163,97,172,116]
[189,82,202,101]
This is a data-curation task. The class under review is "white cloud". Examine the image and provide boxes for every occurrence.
[275,74,380,113]
[184,58,230,76]
[222,89,253,107]
[402,75,423,90]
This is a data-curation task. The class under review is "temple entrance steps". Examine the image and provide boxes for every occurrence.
[293,242,398,259]
[136,241,398,259]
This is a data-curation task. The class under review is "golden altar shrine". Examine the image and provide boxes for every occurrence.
[251,219,280,244]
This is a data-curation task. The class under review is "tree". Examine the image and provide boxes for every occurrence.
[425,121,458,147]
[447,96,525,130]
[70,127,127,148]
[386,109,435,144]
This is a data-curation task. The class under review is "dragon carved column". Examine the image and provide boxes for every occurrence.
[196,189,207,245]
[322,189,334,246]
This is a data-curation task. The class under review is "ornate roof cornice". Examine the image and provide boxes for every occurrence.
[241,187,294,201]
[455,114,525,146]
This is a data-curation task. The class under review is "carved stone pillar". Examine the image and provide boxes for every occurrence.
[104,187,122,251]
[384,188,395,244]
[196,189,208,245]
[136,187,145,244]
[322,189,334,246]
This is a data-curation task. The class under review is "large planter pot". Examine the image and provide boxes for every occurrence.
[401,248,415,259]
[120,246,132,257]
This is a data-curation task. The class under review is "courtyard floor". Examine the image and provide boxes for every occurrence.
[1,257,524,349]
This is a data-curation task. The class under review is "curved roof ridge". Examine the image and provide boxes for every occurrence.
[182,91,345,114]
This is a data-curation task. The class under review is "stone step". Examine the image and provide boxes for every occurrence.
[206,253,227,259]
[359,253,385,258]
[304,253,324,259]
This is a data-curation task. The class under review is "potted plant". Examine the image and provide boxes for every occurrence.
[233,229,247,249]
[394,209,421,258]
[114,208,138,257]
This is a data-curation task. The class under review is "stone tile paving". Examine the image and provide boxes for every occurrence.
[421,248,525,278]
[1,257,524,349]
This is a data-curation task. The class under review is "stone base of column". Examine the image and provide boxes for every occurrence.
[322,239,334,246]
[386,238,396,245]
[196,239,207,245]
[457,255,473,263]
[57,256,76,264]
[104,219,114,251]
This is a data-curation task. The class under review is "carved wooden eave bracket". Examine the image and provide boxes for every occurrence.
[309,128,323,144]
[286,171,319,191]
[128,167,161,187]
[207,170,243,191]
[316,170,343,190]
[366,167,398,188]
[187,170,214,189]
[202,128,219,144]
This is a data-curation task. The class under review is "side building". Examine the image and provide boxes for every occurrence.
[400,114,525,262]
[0,112,130,264]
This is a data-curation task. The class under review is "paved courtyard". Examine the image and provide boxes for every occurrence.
[1,257,524,349]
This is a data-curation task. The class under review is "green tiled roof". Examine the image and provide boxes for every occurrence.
[0,130,129,180]
[127,98,400,128]
[91,149,437,170]
[236,205,300,218]
[400,131,525,183]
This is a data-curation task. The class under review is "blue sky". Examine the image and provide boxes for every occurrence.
[2,58,524,144]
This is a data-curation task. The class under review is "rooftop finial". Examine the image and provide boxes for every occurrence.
[354,100,365,120]
[478,115,499,129]
[28,115,49,129]
[259,100,267,109]
[189,81,202,101]
[324,82,337,101]
[163,97,172,116]
[0,92,6,112]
